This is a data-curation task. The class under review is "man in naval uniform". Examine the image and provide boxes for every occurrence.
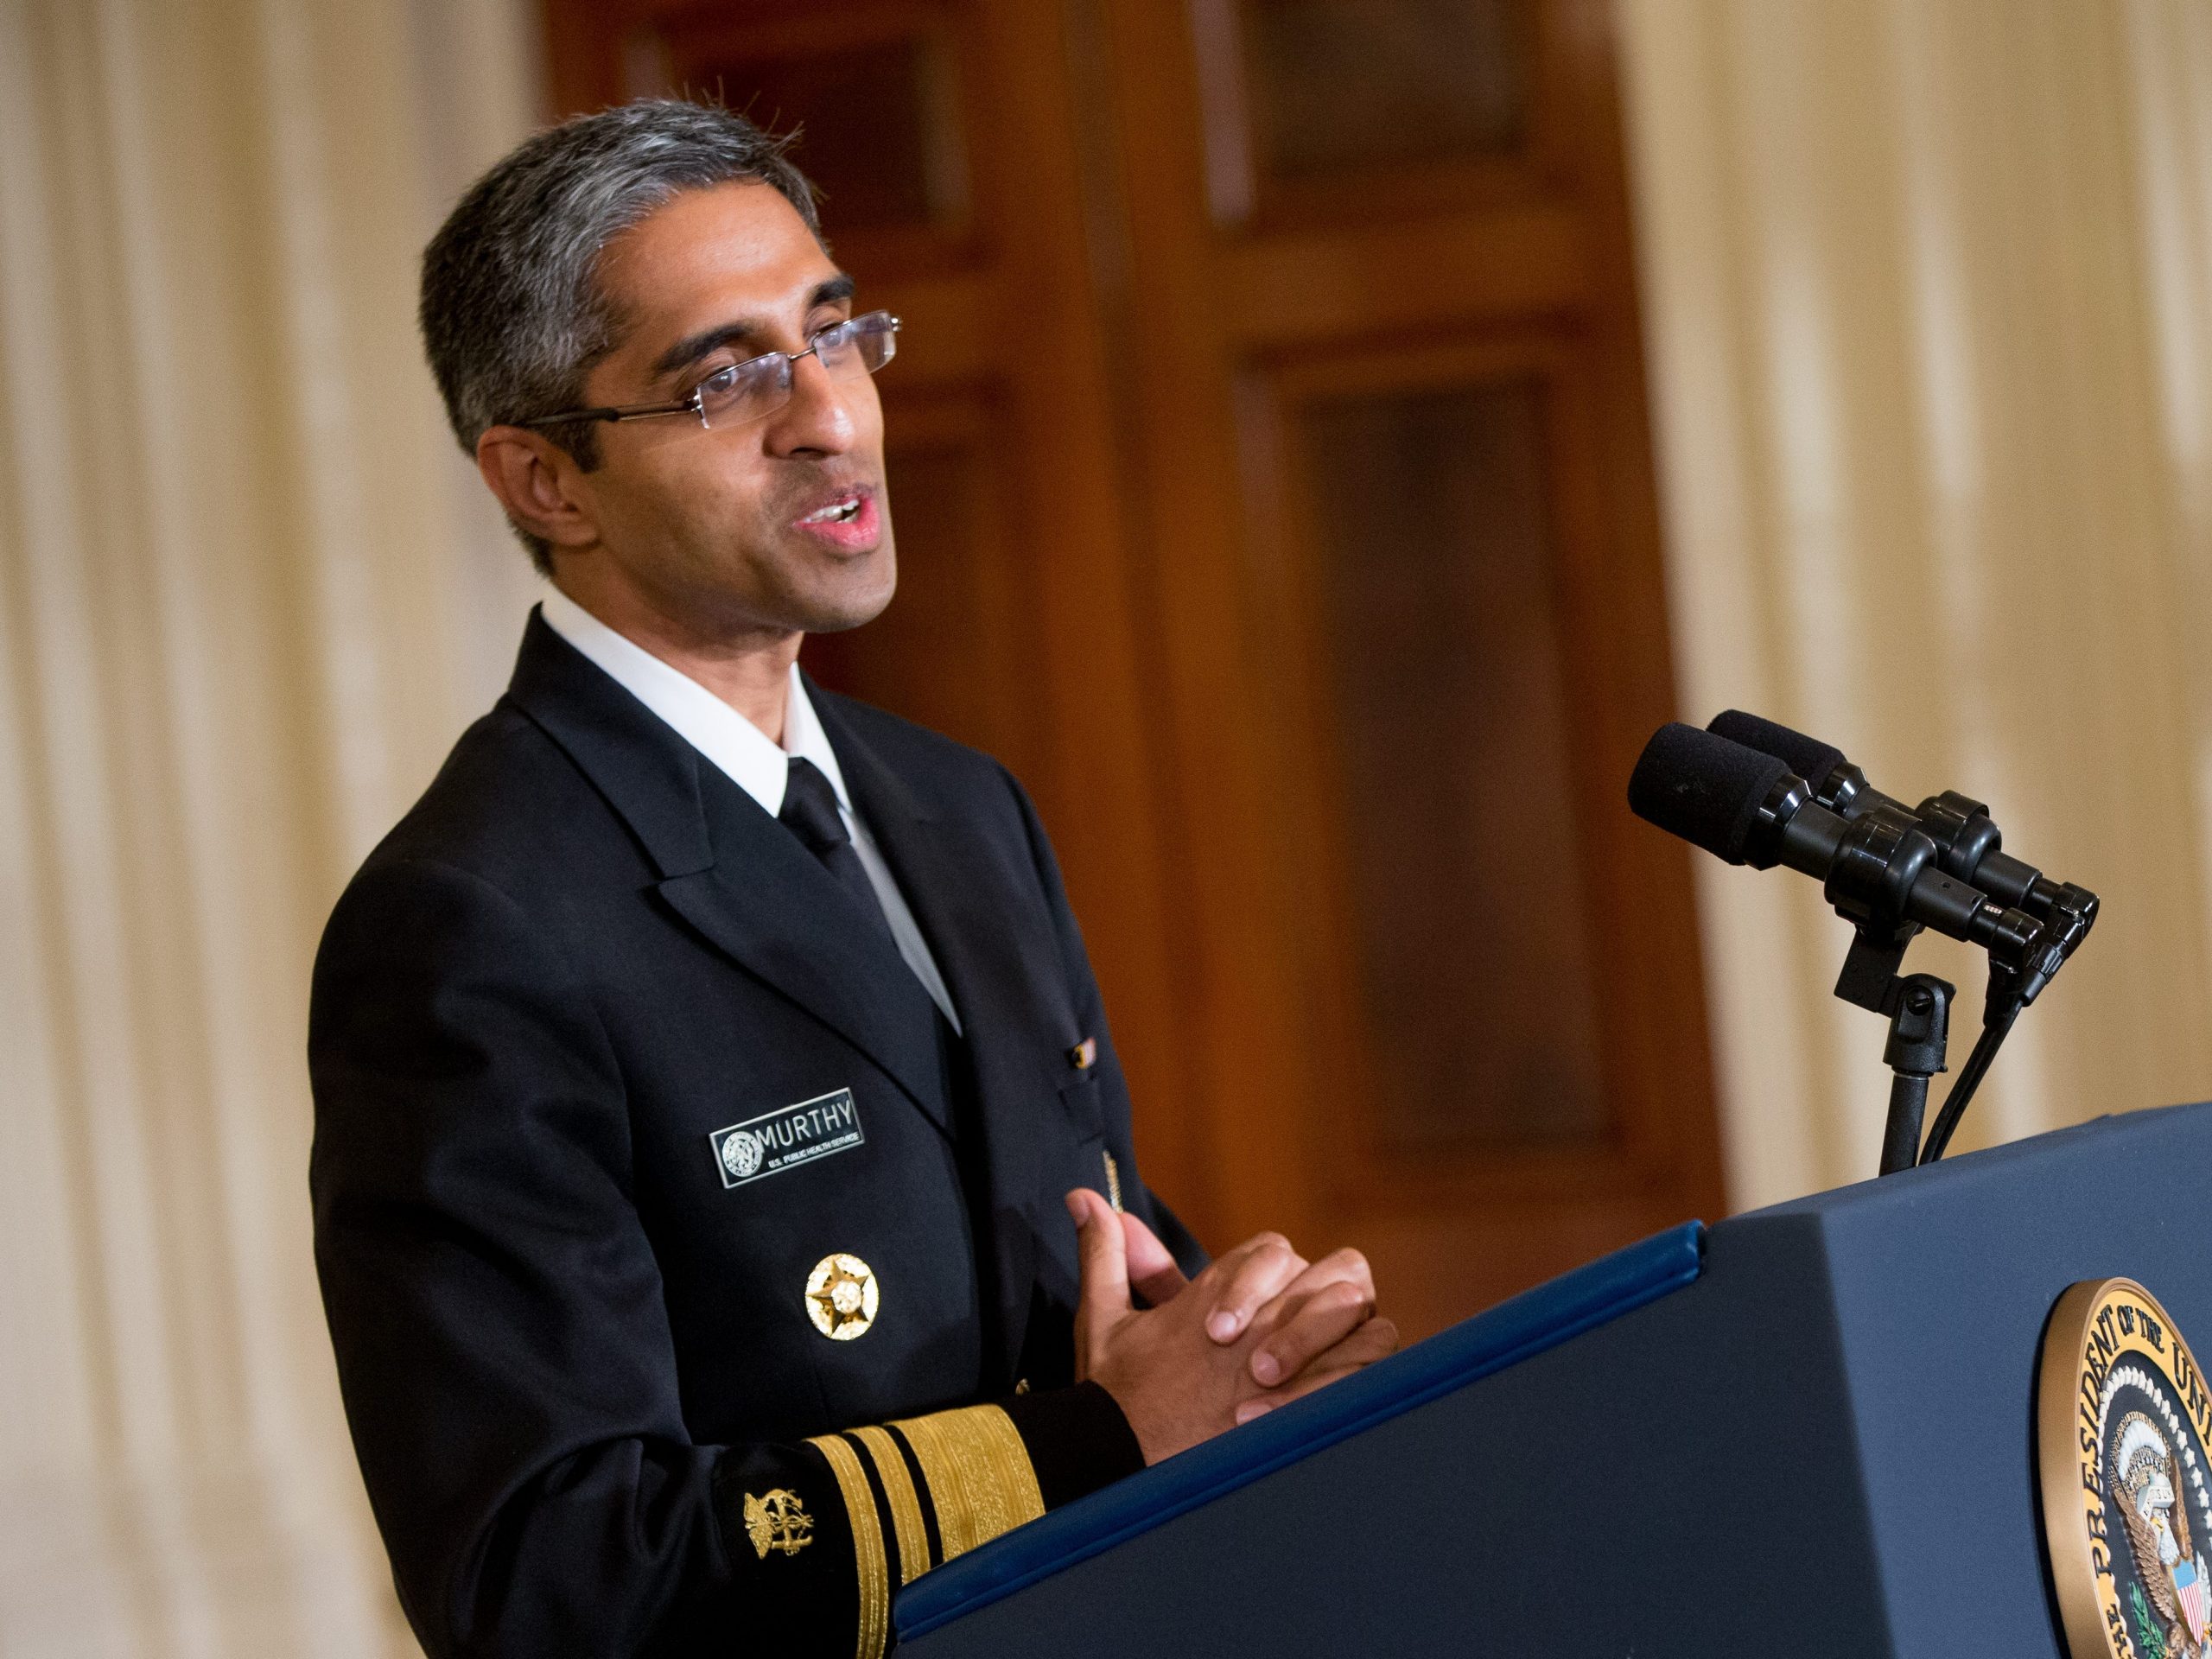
[308,99,1395,1659]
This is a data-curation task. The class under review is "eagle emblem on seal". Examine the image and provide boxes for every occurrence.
[2114,1411,2212,1656]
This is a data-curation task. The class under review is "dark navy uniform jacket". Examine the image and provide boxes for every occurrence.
[308,612,1204,1658]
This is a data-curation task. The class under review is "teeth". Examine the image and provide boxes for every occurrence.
[804,495,861,524]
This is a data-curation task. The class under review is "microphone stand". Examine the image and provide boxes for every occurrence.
[1881,975,1952,1175]
[1833,925,1954,1176]
[1834,889,2088,1177]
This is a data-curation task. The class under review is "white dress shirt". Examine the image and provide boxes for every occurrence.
[539,586,962,1031]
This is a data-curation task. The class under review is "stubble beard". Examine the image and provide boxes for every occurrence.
[714,524,897,638]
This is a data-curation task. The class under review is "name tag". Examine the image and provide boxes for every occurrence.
[709,1089,865,1189]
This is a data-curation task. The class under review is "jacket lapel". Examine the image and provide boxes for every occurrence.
[505,612,950,1130]
[664,768,951,1135]
[815,684,1076,1379]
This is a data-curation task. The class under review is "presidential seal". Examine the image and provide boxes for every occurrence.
[2039,1279,2212,1659]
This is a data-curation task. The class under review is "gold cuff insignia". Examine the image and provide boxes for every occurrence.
[852,1425,931,1585]
[807,1433,890,1659]
[890,1403,1045,1562]
[741,1489,814,1559]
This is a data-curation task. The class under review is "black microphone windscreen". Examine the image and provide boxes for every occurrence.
[1707,709,1845,791]
[1628,723,1791,866]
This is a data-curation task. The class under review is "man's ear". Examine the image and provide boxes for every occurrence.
[475,427,601,550]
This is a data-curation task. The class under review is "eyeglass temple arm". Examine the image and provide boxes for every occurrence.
[513,396,704,429]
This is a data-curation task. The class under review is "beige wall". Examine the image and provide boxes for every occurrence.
[0,0,539,1651]
[1619,0,2212,1210]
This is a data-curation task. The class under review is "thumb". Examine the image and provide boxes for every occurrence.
[1120,1210,1188,1308]
[1067,1189,1131,1336]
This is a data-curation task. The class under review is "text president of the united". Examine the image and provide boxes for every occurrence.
[308,99,1395,1659]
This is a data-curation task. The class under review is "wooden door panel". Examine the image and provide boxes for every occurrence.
[1236,324,1712,1332]
[1190,0,1573,229]
[1281,371,1610,1151]
[647,2,979,274]
[1238,0,1534,177]
[1096,0,1721,1334]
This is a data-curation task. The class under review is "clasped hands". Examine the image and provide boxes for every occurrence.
[1064,1188,1398,1465]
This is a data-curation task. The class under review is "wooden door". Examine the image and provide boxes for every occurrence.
[543,0,1723,1339]
[1086,0,1724,1331]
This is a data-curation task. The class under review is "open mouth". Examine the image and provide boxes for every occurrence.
[799,493,865,525]
[791,487,881,550]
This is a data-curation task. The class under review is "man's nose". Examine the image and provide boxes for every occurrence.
[765,352,856,457]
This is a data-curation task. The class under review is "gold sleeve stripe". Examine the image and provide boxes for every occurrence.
[852,1425,932,1584]
[807,1433,890,1659]
[888,1403,1046,1561]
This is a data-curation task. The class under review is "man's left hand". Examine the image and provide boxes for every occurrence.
[1117,1208,1395,1423]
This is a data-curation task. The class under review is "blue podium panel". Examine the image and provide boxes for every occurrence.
[1785,1102,2212,1649]
[897,1102,2212,1658]
[898,1220,1707,1642]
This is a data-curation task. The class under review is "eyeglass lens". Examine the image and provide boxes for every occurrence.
[696,312,898,429]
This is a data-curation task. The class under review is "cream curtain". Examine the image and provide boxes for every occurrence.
[0,0,540,1652]
[1618,0,2212,1209]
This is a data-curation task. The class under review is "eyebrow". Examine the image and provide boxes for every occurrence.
[648,274,858,380]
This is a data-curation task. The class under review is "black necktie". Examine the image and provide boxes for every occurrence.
[783,757,976,1161]
[779,757,897,946]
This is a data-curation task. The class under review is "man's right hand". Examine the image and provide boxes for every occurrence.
[1065,1189,1398,1464]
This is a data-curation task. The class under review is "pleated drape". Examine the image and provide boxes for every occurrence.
[0,1,540,1651]
[1619,0,2212,1208]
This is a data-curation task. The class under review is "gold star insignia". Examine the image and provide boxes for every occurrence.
[806,1252,879,1339]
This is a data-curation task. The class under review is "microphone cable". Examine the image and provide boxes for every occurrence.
[1916,996,2020,1165]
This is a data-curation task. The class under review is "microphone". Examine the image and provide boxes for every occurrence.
[1704,709,2096,935]
[1627,723,2060,997]
[1628,715,2100,1173]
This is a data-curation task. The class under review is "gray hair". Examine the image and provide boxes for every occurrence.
[419,99,822,572]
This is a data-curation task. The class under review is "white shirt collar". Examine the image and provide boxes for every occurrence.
[537,587,964,1031]
[537,586,849,819]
